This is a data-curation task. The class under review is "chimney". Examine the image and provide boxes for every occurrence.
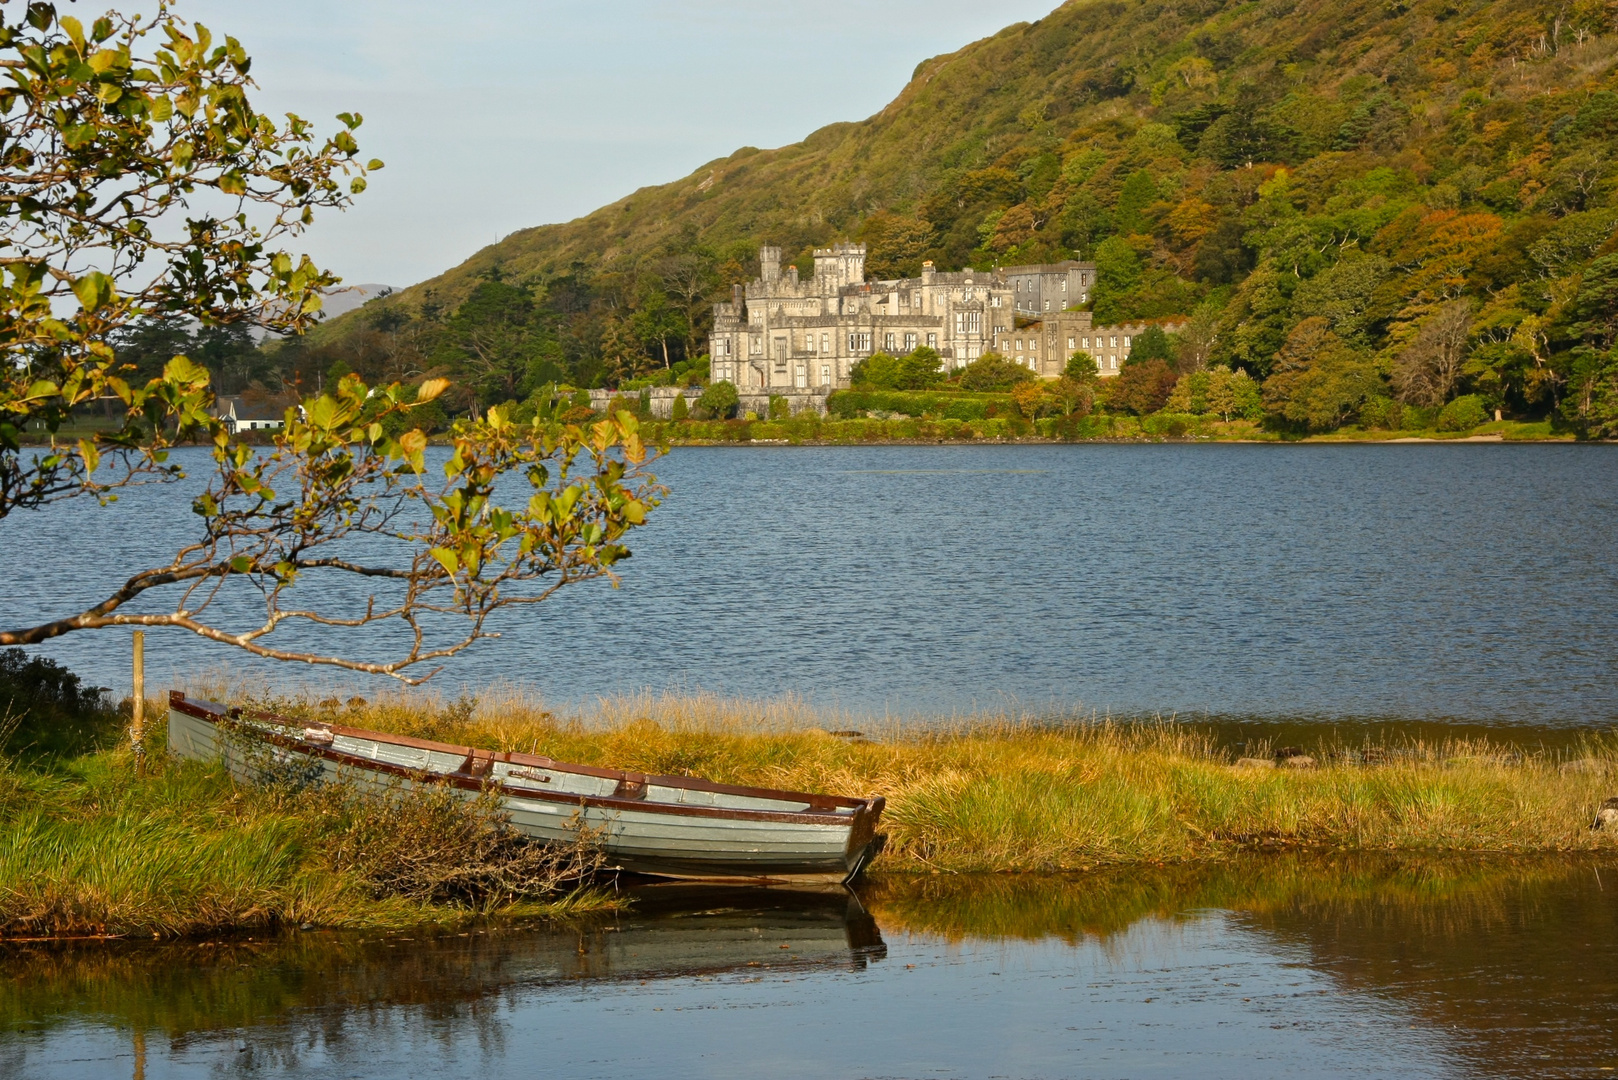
[921,260,935,285]
[759,246,781,283]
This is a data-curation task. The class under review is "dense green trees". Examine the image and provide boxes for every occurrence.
[850,347,945,390]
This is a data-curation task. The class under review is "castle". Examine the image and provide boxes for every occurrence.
[707,243,1164,394]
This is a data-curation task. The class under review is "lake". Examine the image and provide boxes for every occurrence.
[2,443,1616,725]
[3,856,1614,1079]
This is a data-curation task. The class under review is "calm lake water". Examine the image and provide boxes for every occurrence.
[3,856,1615,1079]
[2,443,1616,725]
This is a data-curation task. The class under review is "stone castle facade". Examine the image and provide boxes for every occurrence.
[707,244,1168,393]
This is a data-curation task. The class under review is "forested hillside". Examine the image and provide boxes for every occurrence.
[297,0,1618,434]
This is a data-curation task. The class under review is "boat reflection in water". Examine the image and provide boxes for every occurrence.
[0,885,886,1077]
[536,884,886,982]
[3,856,1617,1079]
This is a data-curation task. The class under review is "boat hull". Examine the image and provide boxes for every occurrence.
[166,695,884,885]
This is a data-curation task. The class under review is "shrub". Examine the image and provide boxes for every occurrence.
[1357,396,1401,430]
[1125,324,1177,366]
[849,352,902,389]
[0,649,118,760]
[826,389,1012,420]
[671,393,689,421]
[1437,394,1489,432]
[1403,405,1440,429]
[697,380,739,419]
[1064,351,1099,382]
[959,352,1036,391]
[897,347,944,389]
[1107,358,1178,415]
[768,395,790,419]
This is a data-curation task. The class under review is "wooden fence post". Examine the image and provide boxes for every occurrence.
[131,630,145,775]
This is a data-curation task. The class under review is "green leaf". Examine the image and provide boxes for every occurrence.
[228,555,252,573]
[71,271,115,312]
[429,547,459,576]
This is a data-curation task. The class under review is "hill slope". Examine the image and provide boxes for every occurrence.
[311,0,1618,433]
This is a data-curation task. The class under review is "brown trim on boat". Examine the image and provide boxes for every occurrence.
[168,692,879,828]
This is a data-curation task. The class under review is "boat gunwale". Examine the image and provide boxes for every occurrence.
[168,693,883,829]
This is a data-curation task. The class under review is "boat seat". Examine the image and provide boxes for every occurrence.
[612,774,648,800]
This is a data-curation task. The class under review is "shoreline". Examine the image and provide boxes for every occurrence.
[4,687,1614,941]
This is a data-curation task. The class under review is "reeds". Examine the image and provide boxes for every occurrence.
[0,731,609,939]
[233,684,1618,873]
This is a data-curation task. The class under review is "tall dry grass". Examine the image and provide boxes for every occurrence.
[218,683,1618,873]
[0,718,608,939]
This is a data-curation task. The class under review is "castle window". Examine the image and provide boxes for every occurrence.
[821,364,831,385]
[1068,337,1076,350]
[927,333,937,348]
[1015,339,1022,350]
[1044,300,1051,311]
[1124,336,1132,347]
[822,332,830,353]
[1110,336,1118,348]
[905,333,917,352]
[885,332,896,352]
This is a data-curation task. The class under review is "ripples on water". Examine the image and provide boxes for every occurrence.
[2,444,1615,724]
[2,856,1614,1079]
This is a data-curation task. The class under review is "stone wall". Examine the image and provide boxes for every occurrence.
[587,385,700,419]
[589,384,831,419]
[735,387,830,418]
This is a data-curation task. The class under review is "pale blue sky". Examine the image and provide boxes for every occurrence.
[182,0,1062,288]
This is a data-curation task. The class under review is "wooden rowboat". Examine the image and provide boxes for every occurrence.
[166,692,886,885]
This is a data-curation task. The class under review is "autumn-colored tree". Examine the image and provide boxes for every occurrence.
[1262,318,1382,430]
[1106,359,1178,415]
[1011,380,1047,419]
[1045,376,1094,418]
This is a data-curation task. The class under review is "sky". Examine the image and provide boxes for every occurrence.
[179,0,1063,290]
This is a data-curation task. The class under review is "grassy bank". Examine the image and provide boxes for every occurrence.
[0,655,609,938]
[0,749,610,939]
[635,414,1575,445]
[259,686,1618,871]
[5,672,1616,938]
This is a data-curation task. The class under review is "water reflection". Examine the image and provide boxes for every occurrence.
[2,856,1615,1078]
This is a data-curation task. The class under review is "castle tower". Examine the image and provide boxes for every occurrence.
[812,243,867,289]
